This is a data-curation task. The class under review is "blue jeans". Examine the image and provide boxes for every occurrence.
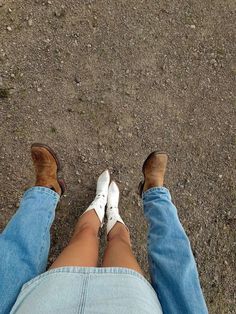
[143,187,208,313]
[0,187,59,314]
[0,186,208,314]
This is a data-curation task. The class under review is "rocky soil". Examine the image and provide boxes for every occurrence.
[0,0,235,313]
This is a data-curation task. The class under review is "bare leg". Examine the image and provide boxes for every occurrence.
[50,210,100,269]
[50,170,110,269]
[102,222,143,275]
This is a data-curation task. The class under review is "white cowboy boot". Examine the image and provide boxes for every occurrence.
[106,181,127,234]
[83,170,110,226]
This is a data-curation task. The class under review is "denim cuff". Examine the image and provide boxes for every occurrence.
[142,186,170,199]
[23,186,60,202]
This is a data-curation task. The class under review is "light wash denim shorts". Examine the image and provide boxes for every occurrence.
[11,266,163,314]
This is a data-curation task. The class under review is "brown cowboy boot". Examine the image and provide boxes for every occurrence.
[31,143,65,196]
[139,152,168,195]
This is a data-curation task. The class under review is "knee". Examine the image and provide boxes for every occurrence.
[73,223,98,240]
[108,227,131,245]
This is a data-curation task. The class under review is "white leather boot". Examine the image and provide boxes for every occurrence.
[106,181,127,234]
[83,170,110,226]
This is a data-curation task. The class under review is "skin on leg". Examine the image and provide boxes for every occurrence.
[50,210,100,269]
[102,222,143,275]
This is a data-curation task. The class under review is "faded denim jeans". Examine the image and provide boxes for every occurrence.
[0,186,208,313]
[143,187,208,313]
[0,187,59,314]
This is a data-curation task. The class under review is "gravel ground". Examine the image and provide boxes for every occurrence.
[0,0,235,313]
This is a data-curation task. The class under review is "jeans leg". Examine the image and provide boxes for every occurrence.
[143,187,208,314]
[0,187,59,314]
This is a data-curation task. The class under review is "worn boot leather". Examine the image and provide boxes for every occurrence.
[142,152,168,192]
[31,145,62,195]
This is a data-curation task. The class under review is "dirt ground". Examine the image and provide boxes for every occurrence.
[0,0,235,313]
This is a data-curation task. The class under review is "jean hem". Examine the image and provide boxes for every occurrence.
[21,267,153,292]
[142,186,169,198]
[23,187,60,201]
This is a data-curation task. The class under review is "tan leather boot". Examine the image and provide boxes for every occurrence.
[139,152,168,196]
[31,143,65,196]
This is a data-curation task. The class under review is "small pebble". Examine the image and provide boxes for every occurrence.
[210,59,217,67]
[54,7,65,18]
[28,19,33,26]
[75,74,80,84]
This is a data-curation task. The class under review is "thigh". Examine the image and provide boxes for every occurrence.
[101,223,143,275]
[50,211,100,269]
